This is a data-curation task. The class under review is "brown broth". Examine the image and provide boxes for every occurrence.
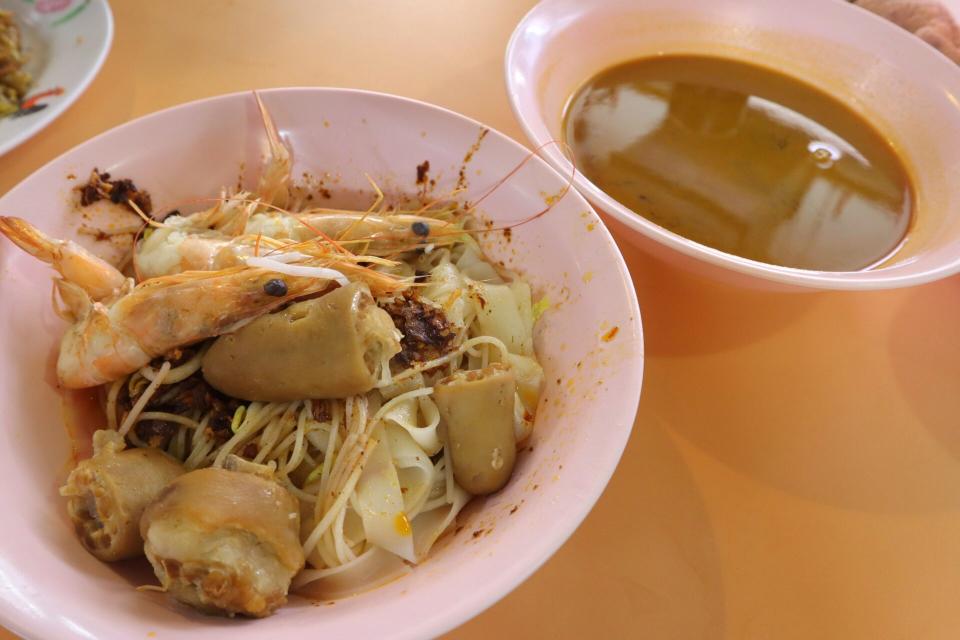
[563,55,913,271]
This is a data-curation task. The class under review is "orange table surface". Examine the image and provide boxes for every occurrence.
[4,1,960,638]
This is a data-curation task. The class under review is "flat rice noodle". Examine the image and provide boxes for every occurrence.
[474,282,532,356]
[385,424,434,518]
[424,262,467,327]
[456,243,502,283]
[381,395,442,455]
[354,428,415,562]
[506,353,544,411]
[293,547,410,600]
[411,483,471,561]
[508,280,534,345]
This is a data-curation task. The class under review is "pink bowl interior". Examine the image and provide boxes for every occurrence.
[0,88,642,639]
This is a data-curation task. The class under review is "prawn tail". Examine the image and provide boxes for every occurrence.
[0,216,58,263]
[0,216,127,302]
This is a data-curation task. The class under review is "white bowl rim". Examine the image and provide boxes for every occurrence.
[504,0,960,291]
[0,86,644,640]
[0,0,115,157]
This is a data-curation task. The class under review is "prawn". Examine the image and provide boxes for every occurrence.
[0,216,129,304]
[57,266,336,388]
[133,91,293,278]
[0,217,407,389]
[136,207,463,278]
[132,110,574,281]
[133,92,467,278]
[137,224,252,278]
[252,210,461,252]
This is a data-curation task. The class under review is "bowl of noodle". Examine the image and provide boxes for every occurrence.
[0,88,642,639]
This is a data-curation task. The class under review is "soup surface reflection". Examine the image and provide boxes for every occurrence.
[563,55,913,271]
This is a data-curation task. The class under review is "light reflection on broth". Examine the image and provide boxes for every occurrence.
[563,55,914,271]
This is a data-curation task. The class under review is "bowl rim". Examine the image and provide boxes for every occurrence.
[504,0,960,291]
[0,0,115,157]
[0,86,644,640]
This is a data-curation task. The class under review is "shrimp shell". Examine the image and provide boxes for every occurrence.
[0,216,127,302]
[135,211,459,278]
[58,266,339,388]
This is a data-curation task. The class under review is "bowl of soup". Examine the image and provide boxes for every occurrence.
[505,0,960,290]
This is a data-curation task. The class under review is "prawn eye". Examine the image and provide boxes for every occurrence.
[411,221,430,237]
[263,279,288,296]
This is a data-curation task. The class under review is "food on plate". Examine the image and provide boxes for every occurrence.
[0,94,547,617]
[200,282,401,402]
[853,0,960,64]
[77,169,155,214]
[60,430,185,561]
[140,464,304,617]
[434,364,517,495]
[0,10,31,117]
[0,213,346,388]
[0,216,128,302]
[563,54,914,271]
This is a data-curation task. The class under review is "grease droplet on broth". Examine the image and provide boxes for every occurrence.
[562,55,913,271]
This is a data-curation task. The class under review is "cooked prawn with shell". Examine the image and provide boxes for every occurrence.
[133,95,465,279]
[137,208,462,278]
[0,215,407,388]
[0,216,130,306]
[58,265,358,388]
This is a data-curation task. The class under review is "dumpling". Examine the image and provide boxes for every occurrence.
[60,430,185,561]
[140,466,305,617]
[201,282,400,401]
[434,364,517,495]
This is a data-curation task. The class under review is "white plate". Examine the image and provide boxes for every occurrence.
[0,0,112,157]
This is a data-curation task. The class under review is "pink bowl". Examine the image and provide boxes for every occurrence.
[0,89,643,639]
[506,0,960,291]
